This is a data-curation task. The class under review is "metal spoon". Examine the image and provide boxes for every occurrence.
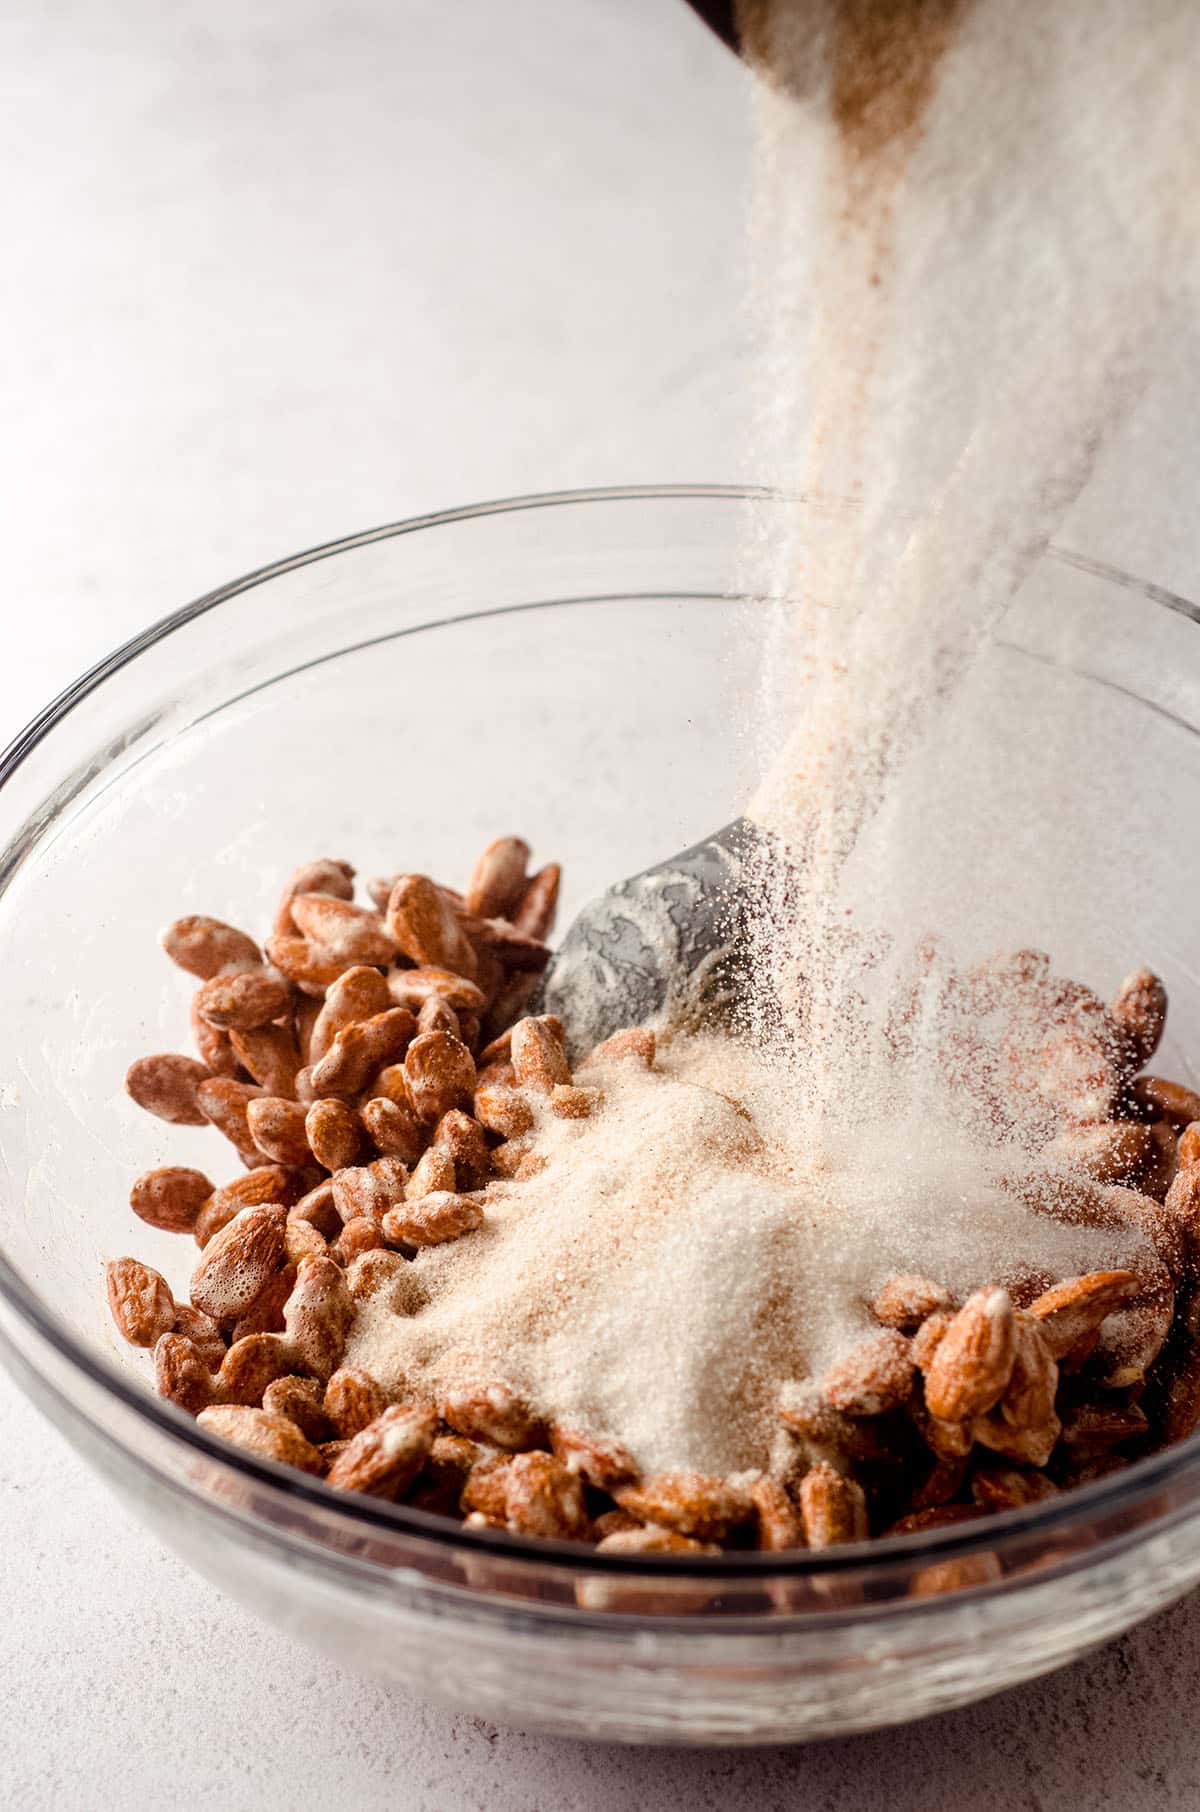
[536,818,762,1055]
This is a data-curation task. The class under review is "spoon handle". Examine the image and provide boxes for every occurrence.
[679,0,740,53]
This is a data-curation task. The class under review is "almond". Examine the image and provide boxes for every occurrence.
[130,1166,213,1235]
[265,933,355,996]
[154,1331,217,1414]
[416,995,461,1039]
[193,970,291,1031]
[344,1248,425,1309]
[229,1023,301,1097]
[748,1472,806,1550]
[550,1424,639,1491]
[583,1026,656,1069]
[615,1471,754,1541]
[472,1084,534,1139]
[798,1460,869,1548]
[217,1332,297,1406]
[360,1093,425,1164]
[549,1084,603,1120]
[160,916,262,980]
[503,1452,588,1539]
[511,863,560,940]
[325,1403,437,1497]
[510,1017,570,1093]
[246,1096,312,1167]
[290,894,397,966]
[442,1378,540,1450]
[125,1054,211,1126]
[870,1274,953,1330]
[1027,1269,1139,1359]
[1132,1075,1200,1129]
[189,996,242,1079]
[324,1366,391,1438]
[824,1328,915,1417]
[386,875,478,978]
[465,837,531,919]
[189,1203,288,1322]
[924,1287,1018,1422]
[305,1098,363,1172]
[331,1156,409,1222]
[402,1030,476,1125]
[196,1077,266,1166]
[194,1166,295,1247]
[433,1109,490,1189]
[329,1215,385,1267]
[106,1258,175,1347]
[309,965,392,1063]
[273,858,355,937]
[386,967,487,1013]
[171,1305,227,1370]
[262,1375,335,1444]
[196,1404,325,1474]
[281,1255,353,1382]
[1109,968,1167,1069]
[381,1189,484,1248]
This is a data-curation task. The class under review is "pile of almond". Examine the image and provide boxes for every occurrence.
[108,841,1200,1585]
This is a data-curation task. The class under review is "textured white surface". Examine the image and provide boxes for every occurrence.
[3,1,1200,1804]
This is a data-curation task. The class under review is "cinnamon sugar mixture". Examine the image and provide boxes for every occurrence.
[350,4,1200,1473]
[349,4,1200,1471]
[349,1034,1147,1473]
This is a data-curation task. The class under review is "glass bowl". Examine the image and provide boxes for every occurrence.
[2,485,1200,1746]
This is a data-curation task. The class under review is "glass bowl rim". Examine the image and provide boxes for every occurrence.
[2,480,1199,1584]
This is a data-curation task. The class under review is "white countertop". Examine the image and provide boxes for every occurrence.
[3,2,1200,1804]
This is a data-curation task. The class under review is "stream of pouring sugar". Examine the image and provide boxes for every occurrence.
[736,0,1200,1147]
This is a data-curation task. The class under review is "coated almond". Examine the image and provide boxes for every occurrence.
[310,964,392,1063]
[197,1404,325,1474]
[189,1203,288,1322]
[1027,1269,1139,1359]
[281,1255,353,1382]
[196,1077,266,1166]
[246,1096,312,1167]
[464,836,531,919]
[325,1403,437,1497]
[924,1287,1017,1422]
[402,1030,476,1125]
[386,875,478,979]
[160,916,262,980]
[154,1331,217,1414]
[309,1007,416,1095]
[290,894,398,967]
[273,858,355,937]
[324,1366,390,1439]
[305,1097,362,1172]
[824,1329,915,1417]
[229,1023,301,1097]
[510,1017,570,1093]
[1109,968,1167,1069]
[381,1189,483,1248]
[130,1166,214,1235]
[798,1461,869,1548]
[511,863,560,940]
[125,1054,211,1126]
[503,1452,588,1539]
[360,1093,425,1164]
[615,1471,754,1541]
[193,970,291,1032]
[106,1258,175,1347]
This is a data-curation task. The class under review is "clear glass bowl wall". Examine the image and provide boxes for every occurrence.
[2,488,1200,1745]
